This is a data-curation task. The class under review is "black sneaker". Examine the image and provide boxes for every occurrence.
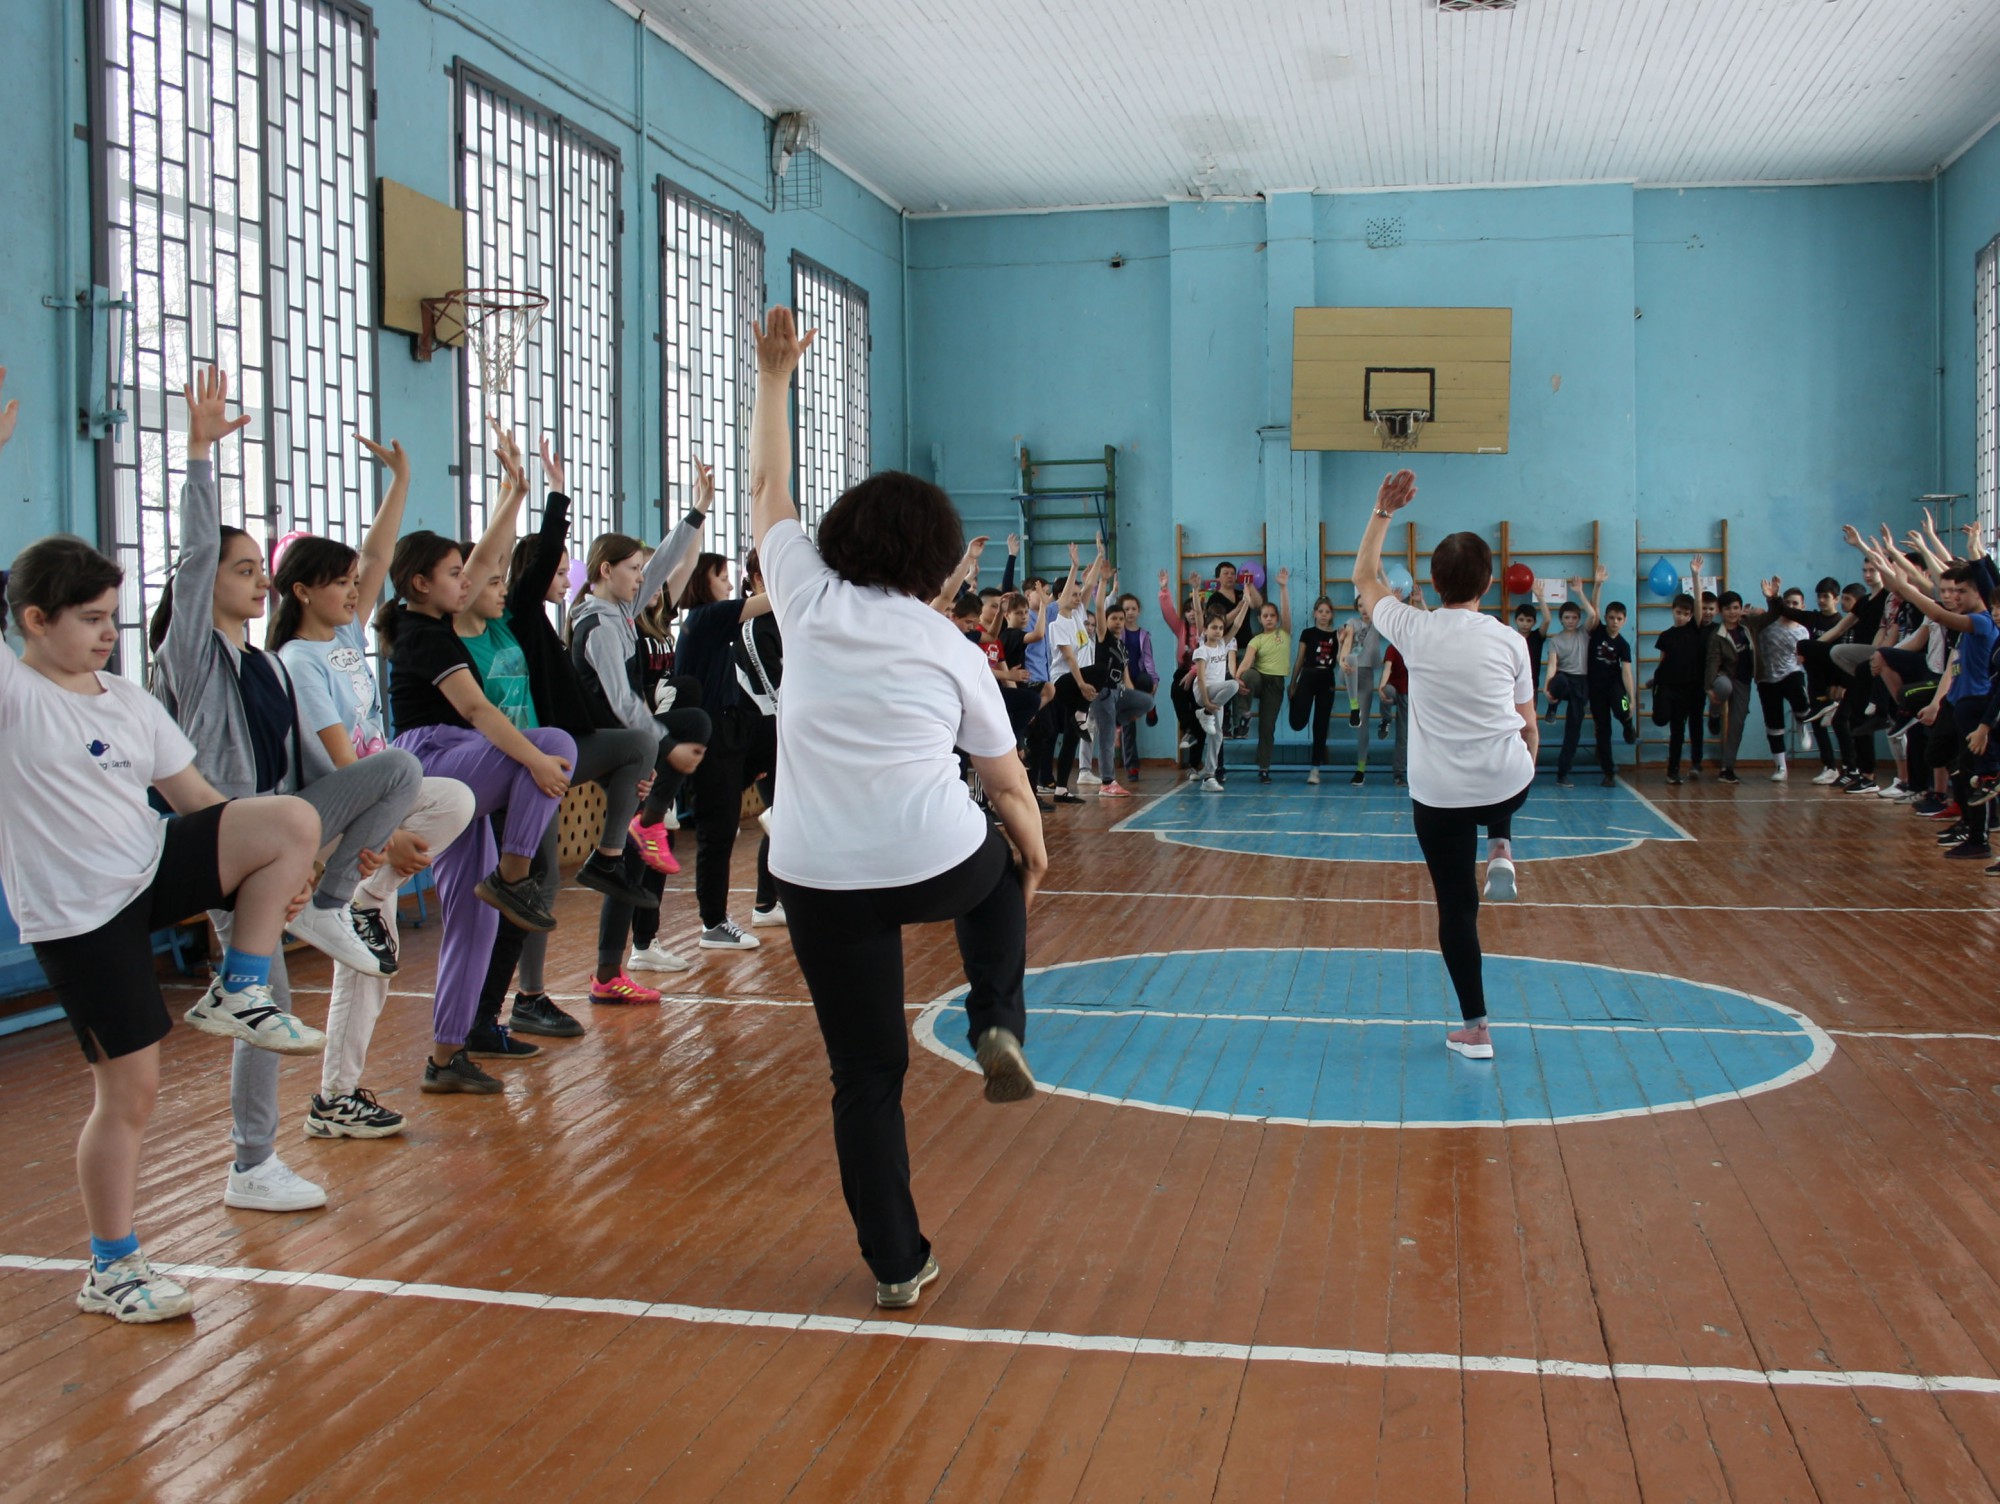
[510,991,585,1039]
[474,869,556,931]
[464,1021,544,1061]
[1392,774,1407,786]
[1052,790,1084,805]
[1349,709,1361,727]
[1666,771,1683,785]
[1257,770,1273,784]
[1717,770,1741,785]
[1555,777,1576,789]
[1936,824,1968,844]
[304,1088,405,1139]
[1970,777,2000,808]
[1599,774,1617,787]
[349,905,400,974]
[1912,793,1947,815]
[1707,714,1721,735]
[576,851,654,908]
[1944,841,1993,860]
[422,1049,505,1094]
[1350,771,1366,786]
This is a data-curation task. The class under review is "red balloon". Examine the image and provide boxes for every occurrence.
[1504,562,1535,595]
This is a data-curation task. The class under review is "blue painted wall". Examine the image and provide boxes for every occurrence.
[908,181,1941,760]
[0,0,906,562]
[1942,122,2000,507]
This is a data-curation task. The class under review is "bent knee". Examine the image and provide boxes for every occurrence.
[532,728,578,763]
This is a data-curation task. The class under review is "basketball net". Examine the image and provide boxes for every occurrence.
[1370,408,1429,453]
[421,287,548,420]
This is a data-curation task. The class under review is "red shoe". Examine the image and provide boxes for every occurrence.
[628,816,680,874]
[1097,780,1133,798]
[1923,802,1963,821]
[590,972,662,1005]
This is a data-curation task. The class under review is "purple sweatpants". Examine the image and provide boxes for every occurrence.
[396,723,577,1046]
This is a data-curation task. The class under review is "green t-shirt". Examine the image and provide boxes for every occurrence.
[1245,629,1292,678]
[461,617,538,729]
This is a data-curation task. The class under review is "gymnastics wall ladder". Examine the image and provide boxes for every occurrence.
[1015,444,1117,580]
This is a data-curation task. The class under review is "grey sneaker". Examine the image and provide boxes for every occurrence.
[974,1027,1036,1104]
[875,1252,941,1310]
[698,920,760,950]
[77,1252,193,1323]
[185,978,325,1055]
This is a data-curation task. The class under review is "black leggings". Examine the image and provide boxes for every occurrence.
[777,826,1028,1284]
[1410,782,1532,1023]
[1288,667,1338,765]
[640,678,709,824]
[1051,676,1089,784]
[1757,671,1825,761]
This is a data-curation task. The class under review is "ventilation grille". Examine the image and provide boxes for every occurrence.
[1365,216,1405,249]
[1438,0,1517,10]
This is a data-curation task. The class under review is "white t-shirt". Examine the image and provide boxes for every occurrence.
[1192,641,1232,692]
[280,620,387,758]
[1049,608,1094,681]
[1370,596,1535,809]
[0,643,198,942]
[761,519,1017,889]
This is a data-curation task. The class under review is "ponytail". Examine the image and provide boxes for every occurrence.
[374,531,461,657]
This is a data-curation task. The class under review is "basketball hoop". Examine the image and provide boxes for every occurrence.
[1369,407,1431,452]
[417,286,548,412]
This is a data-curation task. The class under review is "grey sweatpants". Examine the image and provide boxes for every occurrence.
[517,725,656,994]
[1200,680,1238,780]
[1349,665,1379,768]
[1713,673,1753,772]
[214,750,423,1169]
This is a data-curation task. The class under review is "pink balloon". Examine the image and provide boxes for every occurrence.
[270,530,311,573]
[1238,561,1266,591]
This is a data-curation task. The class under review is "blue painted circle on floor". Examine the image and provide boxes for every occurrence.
[915,948,1832,1128]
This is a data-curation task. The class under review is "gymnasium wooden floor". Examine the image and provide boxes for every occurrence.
[4,767,2000,1501]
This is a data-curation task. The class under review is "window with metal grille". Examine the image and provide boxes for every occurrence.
[658,179,763,570]
[790,254,870,531]
[1978,236,1999,545]
[90,0,377,673]
[456,64,621,549]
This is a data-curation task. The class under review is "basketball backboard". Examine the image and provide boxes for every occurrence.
[1292,306,1512,454]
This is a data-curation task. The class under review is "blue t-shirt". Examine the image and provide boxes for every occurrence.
[280,620,388,758]
[1948,611,1998,703]
[1024,604,1056,683]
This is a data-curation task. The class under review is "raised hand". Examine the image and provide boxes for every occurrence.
[540,436,568,495]
[488,418,526,492]
[1593,563,1609,585]
[1840,525,1863,550]
[1007,533,1020,556]
[357,434,409,482]
[1760,576,1781,599]
[0,367,17,457]
[1068,541,1081,567]
[691,456,715,512]
[1568,577,1584,594]
[1277,566,1290,587]
[1375,469,1417,513]
[1158,568,1169,590]
[1690,553,1706,576]
[183,365,253,457]
[753,305,816,380]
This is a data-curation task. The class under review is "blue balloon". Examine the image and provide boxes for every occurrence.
[1647,557,1679,599]
[1384,561,1415,599]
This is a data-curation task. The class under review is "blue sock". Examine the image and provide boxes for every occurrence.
[90,1231,140,1272]
[219,947,272,993]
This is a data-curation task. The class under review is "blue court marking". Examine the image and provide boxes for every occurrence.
[915,948,1832,1129]
[1111,776,1691,863]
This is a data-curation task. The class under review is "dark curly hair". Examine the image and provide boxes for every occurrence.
[816,471,964,599]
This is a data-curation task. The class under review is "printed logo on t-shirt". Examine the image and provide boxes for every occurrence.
[329,643,388,757]
[86,736,132,772]
[87,738,109,757]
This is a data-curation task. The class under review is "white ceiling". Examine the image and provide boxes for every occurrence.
[625,0,2000,214]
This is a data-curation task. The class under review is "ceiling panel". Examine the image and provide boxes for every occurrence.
[628,0,2000,212]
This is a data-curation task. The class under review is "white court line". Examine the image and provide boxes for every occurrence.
[1132,829,1630,842]
[1033,887,2000,916]
[4,1255,1994,1397]
[1020,1007,1803,1036]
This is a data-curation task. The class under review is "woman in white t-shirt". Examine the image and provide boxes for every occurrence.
[1354,470,1538,1062]
[748,307,1049,1312]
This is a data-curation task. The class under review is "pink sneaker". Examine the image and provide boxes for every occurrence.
[1097,780,1132,798]
[589,972,663,1005]
[1446,1024,1494,1060]
[628,816,680,875]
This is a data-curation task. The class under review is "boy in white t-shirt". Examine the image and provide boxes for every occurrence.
[2,504,329,1323]
[1189,614,1239,791]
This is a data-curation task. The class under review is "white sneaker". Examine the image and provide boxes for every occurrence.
[752,903,788,927]
[1770,765,1788,781]
[185,978,325,1055]
[1811,768,1842,785]
[1077,770,1102,786]
[224,1154,328,1212]
[76,1252,193,1323]
[628,941,694,972]
[1306,767,1321,785]
[699,920,760,950]
[286,901,388,976]
[1196,710,1217,734]
[660,808,681,831]
[1201,777,1225,793]
[1483,857,1518,902]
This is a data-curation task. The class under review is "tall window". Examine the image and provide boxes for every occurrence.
[456,65,620,545]
[659,179,763,570]
[1978,236,1999,544]
[91,0,377,672]
[791,254,870,531]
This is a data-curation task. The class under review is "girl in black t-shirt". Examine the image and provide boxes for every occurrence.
[1289,596,1342,782]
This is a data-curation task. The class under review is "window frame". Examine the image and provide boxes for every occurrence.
[87,0,380,674]
[789,252,871,532]
[1977,234,1999,547]
[451,59,624,548]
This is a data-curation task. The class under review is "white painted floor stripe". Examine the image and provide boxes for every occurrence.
[1024,1007,1805,1037]
[1034,887,1996,915]
[5,1255,1994,1397]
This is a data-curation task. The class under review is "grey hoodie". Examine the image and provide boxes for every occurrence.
[150,459,335,798]
[566,517,703,737]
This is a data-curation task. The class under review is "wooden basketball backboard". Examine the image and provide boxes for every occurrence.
[378,178,467,343]
[1292,307,1512,454]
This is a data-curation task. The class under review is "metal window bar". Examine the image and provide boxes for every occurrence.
[658,178,763,570]
[790,253,870,532]
[456,64,621,547]
[90,0,377,676]
[1978,237,1999,546]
